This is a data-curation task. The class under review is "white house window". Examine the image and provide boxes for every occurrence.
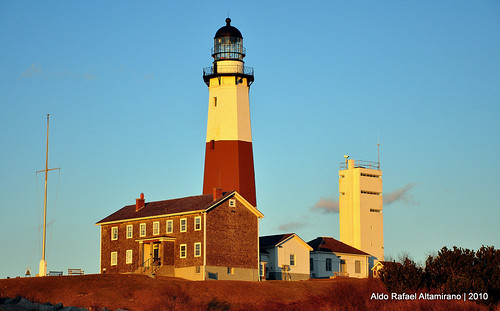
[140,223,146,237]
[153,221,160,235]
[180,218,187,232]
[166,220,173,234]
[355,260,361,274]
[290,254,295,266]
[126,225,133,239]
[227,267,234,274]
[195,216,201,231]
[111,252,117,266]
[194,242,201,257]
[111,227,118,240]
[126,250,133,264]
[229,199,236,207]
[326,258,332,271]
[180,244,187,258]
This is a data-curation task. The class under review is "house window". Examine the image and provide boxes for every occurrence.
[126,225,133,239]
[194,242,201,257]
[180,244,187,258]
[229,199,236,207]
[227,267,234,274]
[111,252,117,266]
[126,250,133,264]
[180,218,187,232]
[326,258,332,271]
[153,221,160,235]
[196,266,201,274]
[355,260,361,274]
[140,223,146,237]
[290,254,295,266]
[310,258,314,271]
[195,216,201,231]
[166,220,173,234]
[111,227,118,240]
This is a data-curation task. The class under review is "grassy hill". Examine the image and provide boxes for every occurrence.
[0,274,494,310]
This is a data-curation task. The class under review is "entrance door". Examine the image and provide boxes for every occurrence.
[153,243,160,264]
[143,243,151,267]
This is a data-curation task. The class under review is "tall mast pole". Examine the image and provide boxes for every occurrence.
[42,114,49,264]
[37,114,59,277]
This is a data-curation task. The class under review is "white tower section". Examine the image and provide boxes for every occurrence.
[339,158,384,261]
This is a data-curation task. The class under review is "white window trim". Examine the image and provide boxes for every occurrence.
[180,244,187,258]
[126,225,133,239]
[166,220,173,234]
[290,254,295,266]
[126,249,133,264]
[229,199,236,207]
[140,223,146,237]
[111,251,117,266]
[194,242,201,257]
[153,221,160,235]
[194,216,201,231]
[111,227,118,241]
[180,218,187,233]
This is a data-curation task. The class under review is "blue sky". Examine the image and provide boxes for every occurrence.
[1,1,499,278]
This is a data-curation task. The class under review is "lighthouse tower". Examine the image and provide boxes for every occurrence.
[202,18,257,206]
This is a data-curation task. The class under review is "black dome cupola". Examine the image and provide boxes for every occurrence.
[212,18,245,61]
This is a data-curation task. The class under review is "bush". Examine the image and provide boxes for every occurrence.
[381,245,499,307]
[379,257,424,293]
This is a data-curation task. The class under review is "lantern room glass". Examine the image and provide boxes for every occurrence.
[213,36,245,61]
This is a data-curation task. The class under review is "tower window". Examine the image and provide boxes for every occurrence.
[211,97,217,107]
[361,190,381,195]
[210,140,215,150]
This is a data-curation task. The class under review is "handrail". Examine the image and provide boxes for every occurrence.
[340,160,380,170]
[203,65,254,77]
[130,257,151,273]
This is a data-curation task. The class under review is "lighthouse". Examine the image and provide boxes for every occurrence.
[202,18,257,206]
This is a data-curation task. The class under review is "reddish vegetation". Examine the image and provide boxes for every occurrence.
[0,274,496,311]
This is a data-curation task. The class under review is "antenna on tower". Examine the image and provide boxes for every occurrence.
[377,129,381,169]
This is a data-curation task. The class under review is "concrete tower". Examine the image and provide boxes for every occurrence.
[202,18,257,206]
[339,158,384,261]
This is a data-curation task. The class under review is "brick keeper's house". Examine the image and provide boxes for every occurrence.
[96,189,264,281]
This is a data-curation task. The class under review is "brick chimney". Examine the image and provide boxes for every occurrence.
[136,193,145,211]
[213,188,223,201]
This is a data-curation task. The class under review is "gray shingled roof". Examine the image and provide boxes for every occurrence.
[308,237,371,256]
[259,233,295,248]
[96,192,233,224]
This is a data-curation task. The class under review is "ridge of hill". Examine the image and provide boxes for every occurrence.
[0,274,494,311]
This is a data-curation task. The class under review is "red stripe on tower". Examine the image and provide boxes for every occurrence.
[202,18,257,206]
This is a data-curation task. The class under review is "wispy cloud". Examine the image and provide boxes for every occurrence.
[84,73,97,80]
[310,197,339,214]
[384,183,418,206]
[277,221,309,232]
[20,63,43,78]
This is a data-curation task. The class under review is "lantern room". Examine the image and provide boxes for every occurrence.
[212,18,246,61]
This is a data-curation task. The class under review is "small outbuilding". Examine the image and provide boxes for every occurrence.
[308,237,371,279]
[259,233,312,281]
